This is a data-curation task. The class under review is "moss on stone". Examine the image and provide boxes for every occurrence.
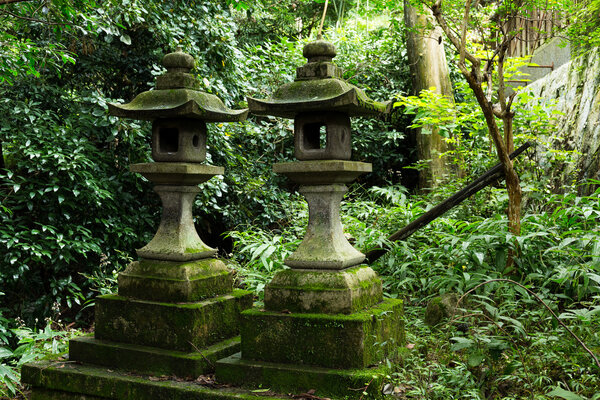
[216,352,390,399]
[23,361,291,400]
[69,335,242,377]
[424,293,459,326]
[264,266,382,314]
[240,298,404,369]
[108,89,248,122]
[118,259,234,302]
[95,291,252,352]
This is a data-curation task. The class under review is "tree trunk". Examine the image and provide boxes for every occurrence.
[404,0,455,188]
[464,71,522,237]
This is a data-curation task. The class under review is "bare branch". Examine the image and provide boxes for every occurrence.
[0,8,69,25]
[459,0,473,65]
[506,91,517,110]
[0,0,31,5]
[497,46,508,111]
[430,0,480,68]
[457,279,600,371]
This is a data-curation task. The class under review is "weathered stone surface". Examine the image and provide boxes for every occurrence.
[108,49,248,122]
[273,160,371,184]
[264,265,382,314]
[248,79,390,119]
[296,62,342,80]
[216,353,390,399]
[284,184,365,269]
[134,184,218,261]
[240,298,404,369]
[109,89,249,121]
[424,293,459,326]
[294,112,351,160]
[151,118,207,163]
[247,40,390,119]
[95,290,252,352]
[22,361,290,400]
[519,46,600,193]
[69,335,241,377]
[30,388,106,400]
[155,50,198,90]
[130,163,223,186]
[118,258,232,302]
[303,40,336,62]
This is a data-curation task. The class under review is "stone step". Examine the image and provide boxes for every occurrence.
[69,335,241,378]
[22,360,289,400]
[215,352,390,399]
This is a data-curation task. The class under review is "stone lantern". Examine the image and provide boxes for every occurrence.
[102,49,250,309]
[22,49,253,394]
[215,41,404,399]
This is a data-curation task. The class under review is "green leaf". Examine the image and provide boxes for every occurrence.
[547,387,584,400]
[119,34,132,45]
[450,337,474,351]
[467,351,485,367]
[0,347,13,359]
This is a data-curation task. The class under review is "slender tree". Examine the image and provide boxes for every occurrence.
[424,0,525,240]
[404,0,455,188]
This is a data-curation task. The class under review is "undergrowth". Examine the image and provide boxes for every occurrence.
[226,180,600,399]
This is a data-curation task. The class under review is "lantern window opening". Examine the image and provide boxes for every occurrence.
[159,128,179,154]
[303,122,328,150]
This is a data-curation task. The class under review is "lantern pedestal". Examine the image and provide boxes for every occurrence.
[61,160,253,378]
[214,158,404,399]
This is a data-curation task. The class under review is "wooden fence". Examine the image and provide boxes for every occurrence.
[505,9,563,57]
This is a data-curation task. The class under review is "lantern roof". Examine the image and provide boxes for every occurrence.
[248,40,391,119]
[108,49,248,122]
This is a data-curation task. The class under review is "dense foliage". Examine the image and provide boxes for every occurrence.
[1,0,600,398]
[0,0,408,368]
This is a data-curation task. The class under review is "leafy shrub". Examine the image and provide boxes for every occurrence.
[0,316,76,398]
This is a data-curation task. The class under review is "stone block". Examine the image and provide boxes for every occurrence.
[294,112,351,160]
[216,353,390,399]
[130,163,223,186]
[240,298,404,369]
[273,160,371,185]
[151,118,207,163]
[118,259,233,302]
[296,62,343,80]
[69,335,241,378]
[264,265,382,314]
[95,290,252,352]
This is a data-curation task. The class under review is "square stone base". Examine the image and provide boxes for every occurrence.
[240,298,404,369]
[264,265,383,314]
[69,335,241,378]
[118,259,233,303]
[95,290,252,352]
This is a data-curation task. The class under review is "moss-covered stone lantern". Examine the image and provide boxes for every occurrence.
[215,41,404,399]
[248,40,392,312]
[21,50,253,398]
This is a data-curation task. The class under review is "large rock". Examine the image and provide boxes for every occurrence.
[522,47,600,193]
